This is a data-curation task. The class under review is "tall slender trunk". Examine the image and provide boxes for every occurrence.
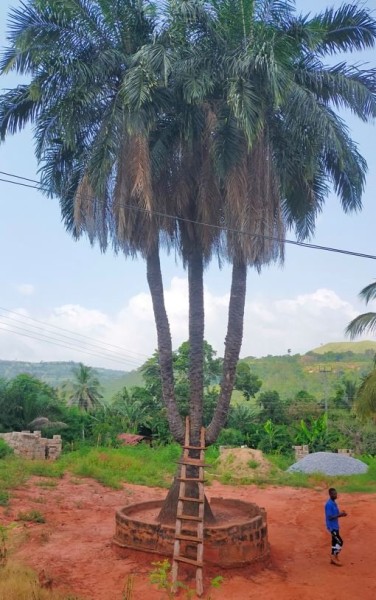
[146,248,184,444]
[149,246,215,525]
[188,246,204,443]
[206,260,247,445]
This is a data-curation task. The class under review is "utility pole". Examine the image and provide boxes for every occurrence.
[319,366,332,431]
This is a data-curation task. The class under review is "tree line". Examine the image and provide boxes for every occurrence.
[1,342,375,456]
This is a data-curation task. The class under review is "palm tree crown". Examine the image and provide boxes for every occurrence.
[65,363,103,412]
[1,0,376,446]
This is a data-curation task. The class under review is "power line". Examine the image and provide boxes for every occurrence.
[0,320,138,368]
[0,314,142,368]
[1,171,375,261]
[0,306,149,361]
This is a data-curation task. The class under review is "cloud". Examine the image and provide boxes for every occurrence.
[0,281,367,370]
[16,284,35,296]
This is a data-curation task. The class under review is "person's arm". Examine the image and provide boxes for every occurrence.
[328,510,347,520]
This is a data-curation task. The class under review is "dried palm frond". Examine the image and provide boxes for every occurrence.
[28,417,67,430]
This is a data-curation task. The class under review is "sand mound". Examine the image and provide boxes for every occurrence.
[215,447,275,479]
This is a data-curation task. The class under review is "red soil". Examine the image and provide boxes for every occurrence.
[1,476,376,599]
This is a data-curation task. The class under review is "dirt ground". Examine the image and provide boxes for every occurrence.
[1,475,376,600]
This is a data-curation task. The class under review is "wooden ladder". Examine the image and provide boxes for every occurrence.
[172,417,206,597]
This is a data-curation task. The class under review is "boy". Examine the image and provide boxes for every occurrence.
[324,487,347,566]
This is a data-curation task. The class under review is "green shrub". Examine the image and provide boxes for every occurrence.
[0,439,13,459]
[217,428,245,446]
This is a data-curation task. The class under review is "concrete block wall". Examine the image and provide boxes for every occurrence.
[337,448,354,457]
[0,430,62,460]
[293,445,310,461]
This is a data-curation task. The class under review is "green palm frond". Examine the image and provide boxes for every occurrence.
[0,85,40,140]
[359,281,376,304]
[354,368,376,420]
[310,4,376,55]
[346,313,376,339]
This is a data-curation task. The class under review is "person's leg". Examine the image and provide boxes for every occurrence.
[330,530,343,565]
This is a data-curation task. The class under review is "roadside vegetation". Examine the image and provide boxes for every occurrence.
[1,342,376,503]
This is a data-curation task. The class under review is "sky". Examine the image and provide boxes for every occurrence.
[1,0,376,372]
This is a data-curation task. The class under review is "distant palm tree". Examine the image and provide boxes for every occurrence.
[65,363,103,412]
[346,281,376,339]
[353,358,376,421]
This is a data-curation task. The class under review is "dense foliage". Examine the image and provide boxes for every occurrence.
[1,344,375,456]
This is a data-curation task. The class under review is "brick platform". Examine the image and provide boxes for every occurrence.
[113,497,270,568]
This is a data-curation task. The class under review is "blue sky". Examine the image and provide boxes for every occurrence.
[0,0,376,370]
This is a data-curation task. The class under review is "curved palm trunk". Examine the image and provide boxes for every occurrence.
[206,260,247,445]
[188,246,204,443]
[146,248,184,444]
[151,246,215,525]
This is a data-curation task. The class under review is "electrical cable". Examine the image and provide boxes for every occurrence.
[1,171,375,261]
[0,319,141,368]
[0,306,149,360]
[0,315,142,368]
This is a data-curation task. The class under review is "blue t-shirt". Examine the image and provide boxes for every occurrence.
[325,498,339,531]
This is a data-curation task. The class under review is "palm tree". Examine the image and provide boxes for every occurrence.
[65,363,103,412]
[346,281,376,338]
[1,0,376,520]
[352,356,376,421]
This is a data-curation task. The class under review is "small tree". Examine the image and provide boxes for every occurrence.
[64,363,103,411]
[234,362,262,401]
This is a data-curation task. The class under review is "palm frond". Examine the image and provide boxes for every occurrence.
[310,4,376,55]
[346,313,376,339]
[359,281,376,304]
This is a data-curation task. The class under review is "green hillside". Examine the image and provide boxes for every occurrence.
[0,360,137,396]
[311,341,376,355]
[243,349,375,400]
[1,340,375,402]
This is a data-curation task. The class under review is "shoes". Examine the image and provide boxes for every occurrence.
[330,554,342,566]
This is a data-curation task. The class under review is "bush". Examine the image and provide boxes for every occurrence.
[217,428,245,446]
[0,439,13,459]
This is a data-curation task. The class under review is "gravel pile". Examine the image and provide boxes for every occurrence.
[287,452,368,476]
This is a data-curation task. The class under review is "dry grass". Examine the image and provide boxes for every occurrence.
[0,561,81,599]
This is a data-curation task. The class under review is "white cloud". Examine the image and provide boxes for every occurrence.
[0,281,370,370]
[16,284,35,296]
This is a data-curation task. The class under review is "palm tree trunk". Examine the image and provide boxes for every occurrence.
[188,246,204,443]
[206,260,247,445]
[146,248,184,444]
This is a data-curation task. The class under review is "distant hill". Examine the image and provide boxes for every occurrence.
[1,340,375,402]
[311,341,376,355]
[242,342,376,400]
[0,360,140,399]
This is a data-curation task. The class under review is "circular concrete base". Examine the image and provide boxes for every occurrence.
[113,497,269,568]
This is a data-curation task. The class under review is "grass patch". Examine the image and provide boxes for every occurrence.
[17,510,46,524]
[59,443,182,488]
[0,561,81,599]
[36,480,58,489]
[0,490,10,507]
[1,447,375,500]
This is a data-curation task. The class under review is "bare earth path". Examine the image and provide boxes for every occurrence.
[1,476,376,599]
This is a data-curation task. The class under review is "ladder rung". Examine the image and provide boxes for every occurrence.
[176,477,206,483]
[173,556,203,567]
[183,445,206,450]
[177,514,202,522]
[175,533,202,543]
[179,496,204,503]
[176,459,209,466]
